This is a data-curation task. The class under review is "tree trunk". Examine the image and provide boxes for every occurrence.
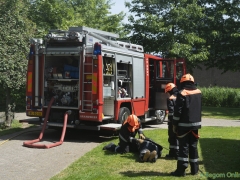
[5,87,13,127]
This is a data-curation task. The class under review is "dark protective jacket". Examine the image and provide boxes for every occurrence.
[173,84,202,130]
[167,94,177,124]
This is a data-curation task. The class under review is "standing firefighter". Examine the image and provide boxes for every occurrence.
[171,74,202,177]
[103,114,145,154]
[165,83,179,159]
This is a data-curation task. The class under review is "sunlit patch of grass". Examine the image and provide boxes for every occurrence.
[51,127,240,180]
[0,120,32,136]
[202,106,240,120]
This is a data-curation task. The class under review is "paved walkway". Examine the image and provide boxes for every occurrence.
[144,117,240,130]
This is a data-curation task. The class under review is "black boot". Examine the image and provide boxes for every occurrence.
[103,142,116,152]
[166,149,178,159]
[170,170,186,177]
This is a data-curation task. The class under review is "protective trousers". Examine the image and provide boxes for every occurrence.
[168,121,179,156]
[177,130,199,175]
[139,140,159,162]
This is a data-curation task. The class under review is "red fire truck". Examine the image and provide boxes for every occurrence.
[22,26,186,133]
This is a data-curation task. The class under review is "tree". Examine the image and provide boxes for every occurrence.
[0,0,35,126]
[125,0,240,72]
[198,0,240,72]
[67,0,125,34]
[28,0,75,37]
[29,0,126,37]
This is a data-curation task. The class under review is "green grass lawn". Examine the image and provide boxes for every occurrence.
[0,120,30,137]
[51,127,240,180]
[202,106,240,120]
[1,107,240,180]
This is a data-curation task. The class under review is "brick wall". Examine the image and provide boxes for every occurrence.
[192,65,240,88]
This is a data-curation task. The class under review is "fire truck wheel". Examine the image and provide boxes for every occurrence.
[117,107,130,124]
[155,110,166,124]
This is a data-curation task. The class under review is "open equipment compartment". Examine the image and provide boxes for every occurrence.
[43,55,80,109]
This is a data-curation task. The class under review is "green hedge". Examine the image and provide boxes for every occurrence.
[1,86,240,112]
[200,86,240,108]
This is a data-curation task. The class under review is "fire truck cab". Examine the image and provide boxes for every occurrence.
[23,26,186,131]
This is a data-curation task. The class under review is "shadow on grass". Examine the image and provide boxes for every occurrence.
[120,170,164,177]
[102,146,140,161]
[200,138,240,176]
[202,106,240,120]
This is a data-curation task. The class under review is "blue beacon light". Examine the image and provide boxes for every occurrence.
[93,43,101,55]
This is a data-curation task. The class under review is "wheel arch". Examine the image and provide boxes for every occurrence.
[115,102,132,124]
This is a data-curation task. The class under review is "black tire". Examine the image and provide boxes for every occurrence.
[155,110,166,124]
[117,107,131,124]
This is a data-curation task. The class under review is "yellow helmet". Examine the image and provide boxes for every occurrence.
[180,73,194,83]
[165,83,176,93]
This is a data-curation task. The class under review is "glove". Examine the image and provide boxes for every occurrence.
[139,134,145,139]
[173,125,177,134]
[137,139,144,144]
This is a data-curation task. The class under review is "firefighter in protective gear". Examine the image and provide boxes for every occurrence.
[137,138,163,163]
[170,74,202,177]
[103,114,145,154]
[165,83,179,159]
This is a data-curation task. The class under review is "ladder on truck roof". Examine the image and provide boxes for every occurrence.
[46,26,144,52]
[69,26,119,40]
[68,26,144,52]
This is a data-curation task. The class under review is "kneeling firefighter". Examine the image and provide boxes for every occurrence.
[103,114,145,154]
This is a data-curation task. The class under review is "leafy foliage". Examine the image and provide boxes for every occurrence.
[28,0,126,37]
[198,0,240,72]
[0,87,26,112]
[67,0,126,35]
[0,0,35,126]
[28,0,75,37]
[0,0,35,89]
[125,0,240,72]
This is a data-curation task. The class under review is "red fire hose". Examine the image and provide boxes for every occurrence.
[23,96,70,149]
